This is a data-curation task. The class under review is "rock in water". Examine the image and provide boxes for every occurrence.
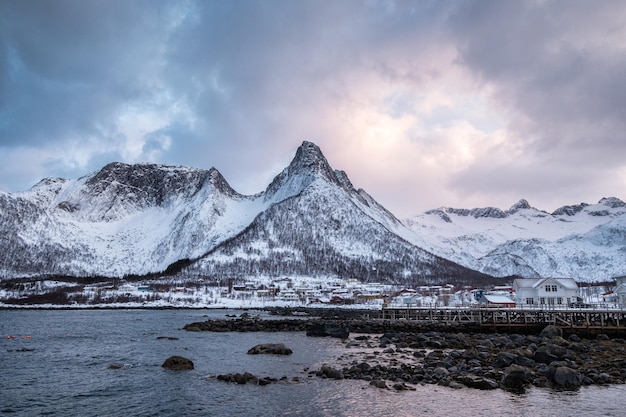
[552,366,582,390]
[501,364,531,392]
[247,343,293,355]
[162,355,194,370]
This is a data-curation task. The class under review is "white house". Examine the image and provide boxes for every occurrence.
[614,275,626,306]
[513,277,578,307]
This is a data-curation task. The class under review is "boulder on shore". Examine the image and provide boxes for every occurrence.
[552,366,583,390]
[161,355,194,370]
[539,325,563,339]
[501,364,531,392]
[306,323,349,339]
[247,343,293,355]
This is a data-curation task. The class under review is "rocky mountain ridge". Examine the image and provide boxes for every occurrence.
[404,197,626,281]
[1,141,623,283]
[0,141,487,285]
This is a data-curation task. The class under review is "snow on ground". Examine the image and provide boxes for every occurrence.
[1,275,620,310]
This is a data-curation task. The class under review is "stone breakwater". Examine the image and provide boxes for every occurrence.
[183,315,626,392]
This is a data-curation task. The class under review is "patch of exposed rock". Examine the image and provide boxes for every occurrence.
[247,343,293,355]
[162,355,194,370]
[216,373,298,385]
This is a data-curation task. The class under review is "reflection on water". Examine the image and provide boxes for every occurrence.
[1,309,625,417]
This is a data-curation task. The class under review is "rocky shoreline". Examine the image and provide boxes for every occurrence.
[184,311,626,392]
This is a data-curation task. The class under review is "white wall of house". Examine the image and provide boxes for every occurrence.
[513,278,578,307]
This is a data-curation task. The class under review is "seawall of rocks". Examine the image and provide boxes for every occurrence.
[184,313,626,392]
[321,326,626,392]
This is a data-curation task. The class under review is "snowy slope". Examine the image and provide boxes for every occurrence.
[1,163,269,277]
[3,140,621,283]
[403,198,626,281]
[0,141,487,284]
[186,142,484,285]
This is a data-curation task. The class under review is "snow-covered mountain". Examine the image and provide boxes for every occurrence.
[0,141,487,285]
[403,198,626,281]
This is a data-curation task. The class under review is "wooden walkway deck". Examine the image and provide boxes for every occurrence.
[379,306,626,332]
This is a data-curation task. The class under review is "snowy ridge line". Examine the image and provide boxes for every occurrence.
[0,140,624,283]
[403,197,626,281]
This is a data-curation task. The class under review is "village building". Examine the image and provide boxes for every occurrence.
[477,294,516,308]
[614,275,626,306]
[513,277,578,307]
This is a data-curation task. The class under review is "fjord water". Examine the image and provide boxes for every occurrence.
[1,310,625,417]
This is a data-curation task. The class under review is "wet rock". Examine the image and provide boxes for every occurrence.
[533,348,558,364]
[501,364,531,392]
[432,367,450,381]
[539,325,563,339]
[568,334,581,343]
[184,326,201,332]
[162,355,194,370]
[493,352,519,368]
[393,382,416,391]
[306,323,329,337]
[317,365,344,380]
[514,356,536,367]
[552,366,582,390]
[370,379,388,389]
[306,323,349,339]
[217,372,274,385]
[247,343,293,355]
[327,326,350,339]
[458,374,499,390]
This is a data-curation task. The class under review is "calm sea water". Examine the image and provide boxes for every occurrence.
[1,309,625,417]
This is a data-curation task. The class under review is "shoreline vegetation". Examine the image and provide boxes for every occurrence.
[184,308,626,393]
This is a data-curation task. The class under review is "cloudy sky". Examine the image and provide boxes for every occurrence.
[1,0,625,217]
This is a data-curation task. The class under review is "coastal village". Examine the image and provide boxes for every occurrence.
[3,274,626,309]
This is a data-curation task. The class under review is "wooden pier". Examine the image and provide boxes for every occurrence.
[379,306,626,333]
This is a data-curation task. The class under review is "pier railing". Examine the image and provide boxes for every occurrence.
[379,306,626,332]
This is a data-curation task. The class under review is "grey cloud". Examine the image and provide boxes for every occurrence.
[450,0,626,142]
[447,0,626,206]
[0,0,177,146]
[0,0,623,215]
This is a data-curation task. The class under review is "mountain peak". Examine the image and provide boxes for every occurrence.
[507,199,532,213]
[289,141,334,176]
[599,197,626,208]
[264,141,340,200]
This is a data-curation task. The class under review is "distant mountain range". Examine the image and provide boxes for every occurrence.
[1,141,624,284]
[404,197,626,281]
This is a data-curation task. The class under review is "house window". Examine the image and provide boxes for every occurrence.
[540,297,545,305]
[551,285,557,292]
[557,297,563,305]
[545,285,558,292]
[526,298,534,305]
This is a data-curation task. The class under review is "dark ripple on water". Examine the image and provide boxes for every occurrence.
[1,309,626,417]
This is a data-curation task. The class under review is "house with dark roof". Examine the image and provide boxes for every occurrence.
[513,278,578,307]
